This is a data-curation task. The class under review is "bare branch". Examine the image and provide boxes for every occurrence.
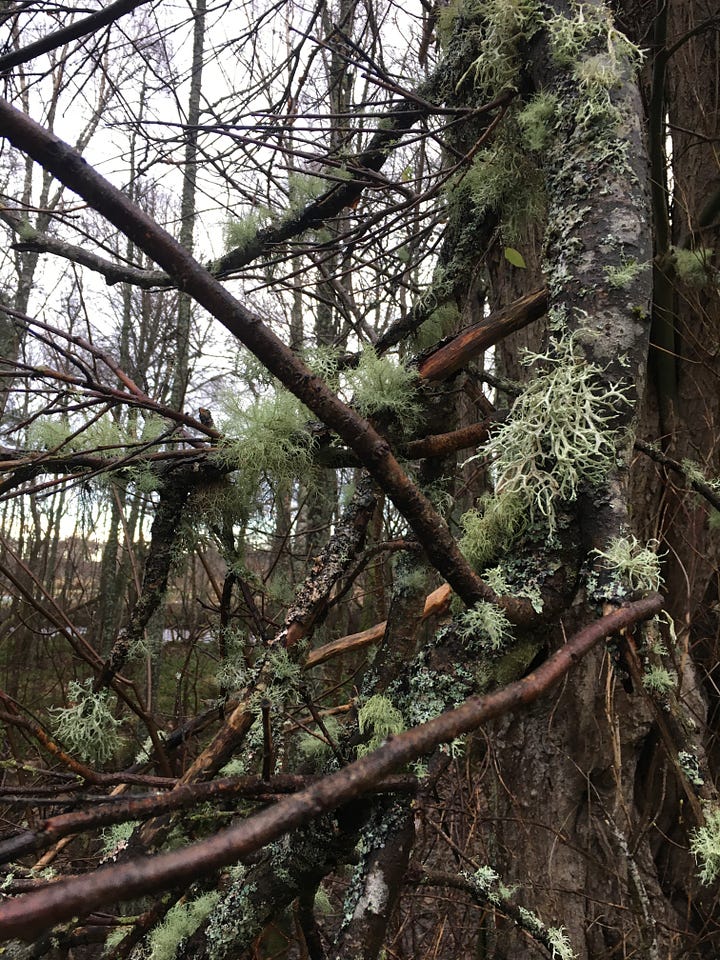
[0,594,662,939]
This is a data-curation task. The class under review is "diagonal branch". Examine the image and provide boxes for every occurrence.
[0,0,155,73]
[0,594,662,940]
[0,95,496,611]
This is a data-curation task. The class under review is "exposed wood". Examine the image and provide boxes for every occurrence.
[305,583,452,668]
[417,288,548,381]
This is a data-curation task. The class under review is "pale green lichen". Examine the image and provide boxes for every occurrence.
[298,714,343,767]
[303,344,343,391]
[457,601,513,653]
[27,418,72,452]
[148,892,220,960]
[484,564,545,613]
[690,807,720,884]
[547,926,576,960]
[263,647,302,705]
[205,869,257,956]
[456,131,546,241]
[470,866,575,958]
[126,461,160,493]
[592,535,663,595]
[100,820,140,861]
[453,0,540,94]
[346,348,421,428]
[414,302,461,350]
[224,210,268,252]
[103,926,129,954]
[83,413,134,453]
[471,865,501,902]
[214,628,250,692]
[287,171,325,214]
[403,662,475,726]
[547,4,642,73]
[314,887,333,915]
[51,679,123,764]
[605,258,645,289]
[213,388,315,493]
[517,93,558,152]
[671,246,715,288]
[642,665,676,696]
[470,334,630,536]
[681,458,720,492]
[459,490,528,572]
[357,695,405,757]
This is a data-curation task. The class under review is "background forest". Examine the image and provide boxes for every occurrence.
[0,0,719,957]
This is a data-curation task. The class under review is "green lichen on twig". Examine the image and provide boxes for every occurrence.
[213,387,316,505]
[671,246,716,288]
[450,0,540,94]
[459,490,528,572]
[50,679,123,764]
[517,92,558,152]
[604,258,646,289]
[642,665,676,696]
[147,892,220,960]
[468,866,576,958]
[346,347,422,429]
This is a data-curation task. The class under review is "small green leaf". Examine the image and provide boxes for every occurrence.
[504,247,526,269]
[401,164,412,183]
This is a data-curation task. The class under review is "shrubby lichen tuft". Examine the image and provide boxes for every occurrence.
[642,665,676,696]
[671,246,715,288]
[214,388,316,498]
[605,258,645,289]
[468,334,630,538]
[690,807,720,884]
[51,679,123,763]
[100,820,140,861]
[517,93,558,152]
[457,601,513,653]
[357,694,405,757]
[298,714,343,767]
[459,490,528,572]
[346,348,421,428]
[148,893,220,960]
[592,535,663,595]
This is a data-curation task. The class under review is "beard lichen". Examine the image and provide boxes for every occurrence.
[345,347,422,430]
[456,601,514,653]
[147,892,221,960]
[214,388,315,482]
[356,694,406,757]
[468,867,577,958]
